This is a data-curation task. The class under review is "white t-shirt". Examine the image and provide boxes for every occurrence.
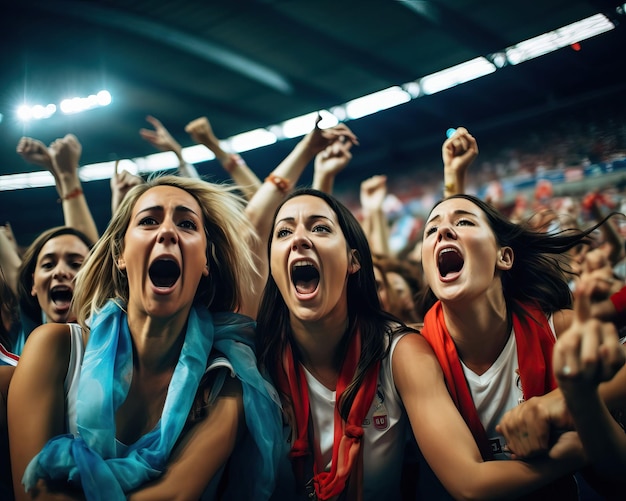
[461,315,556,460]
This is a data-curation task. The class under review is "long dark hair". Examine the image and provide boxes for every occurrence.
[418,194,620,319]
[17,226,93,327]
[0,266,19,348]
[256,188,409,420]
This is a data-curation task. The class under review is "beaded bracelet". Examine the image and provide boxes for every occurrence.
[265,174,290,194]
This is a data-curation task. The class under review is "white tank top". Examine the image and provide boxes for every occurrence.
[302,331,409,499]
[65,323,85,435]
[461,315,556,460]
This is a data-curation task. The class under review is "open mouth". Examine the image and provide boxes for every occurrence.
[291,261,320,295]
[149,259,181,288]
[50,285,73,306]
[438,248,464,277]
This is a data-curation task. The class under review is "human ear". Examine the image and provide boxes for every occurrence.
[202,263,209,277]
[117,257,126,271]
[496,247,514,271]
[349,249,361,274]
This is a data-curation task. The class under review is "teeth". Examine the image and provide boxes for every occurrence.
[292,260,315,270]
[438,248,455,259]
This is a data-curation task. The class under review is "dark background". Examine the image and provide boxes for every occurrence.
[1,0,625,246]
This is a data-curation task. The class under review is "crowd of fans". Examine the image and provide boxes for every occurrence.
[0,98,625,500]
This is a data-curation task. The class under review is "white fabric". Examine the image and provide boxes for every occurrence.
[65,323,85,435]
[302,330,409,500]
[461,314,556,460]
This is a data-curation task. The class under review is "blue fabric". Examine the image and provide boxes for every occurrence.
[10,311,36,356]
[22,299,283,500]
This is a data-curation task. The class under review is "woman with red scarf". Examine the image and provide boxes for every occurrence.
[256,189,586,501]
[419,193,623,499]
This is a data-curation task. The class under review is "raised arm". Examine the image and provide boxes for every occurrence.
[17,135,98,241]
[553,276,626,478]
[0,224,21,296]
[185,116,261,199]
[110,161,145,217]
[583,193,624,267]
[240,116,358,318]
[496,249,626,460]
[359,175,391,257]
[394,333,585,500]
[16,137,56,191]
[139,115,200,179]
[311,135,355,194]
[442,127,478,198]
[47,134,99,244]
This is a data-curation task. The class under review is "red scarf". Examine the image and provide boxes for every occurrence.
[421,300,557,460]
[276,327,380,500]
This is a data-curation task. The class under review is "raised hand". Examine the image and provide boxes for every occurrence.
[16,137,54,171]
[443,127,478,173]
[110,160,144,215]
[303,115,359,157]
[314,138,354,178]
[554,276,625,388]
[185,116,222,154]
[442,126,478,197]
[48,134,82,179]
[360,175,387,214]
[0,222,19,257]
[551,275,626,477]
[576,247,623,299]
[139,115,182,156]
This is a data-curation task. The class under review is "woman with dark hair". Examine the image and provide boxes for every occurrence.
[11,226,93,355]
[1,267,20,497]
[257,188,583,500]
[419,193,622,498]
[9,175,282,500]
[257,188,414,500]
[1,267,20,359]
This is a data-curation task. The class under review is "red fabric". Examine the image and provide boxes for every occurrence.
[276,327,380,500]
[610,286,626,314]
[0,342,19,366]
[421,301,557,460]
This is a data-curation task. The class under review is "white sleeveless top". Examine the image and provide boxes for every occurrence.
[272,330,409,500]
[65,323,85,435]
[461,315,556,460]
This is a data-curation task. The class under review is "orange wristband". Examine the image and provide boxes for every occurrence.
[265,174,290,194]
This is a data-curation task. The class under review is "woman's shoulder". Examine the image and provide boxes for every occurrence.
[16,323,75,382]
[21,323,74,360]
[385,321,432,359]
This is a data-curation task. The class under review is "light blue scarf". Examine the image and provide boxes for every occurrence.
[23,299,283,500]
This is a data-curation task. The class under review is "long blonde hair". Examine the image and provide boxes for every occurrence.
[73,175,259,329]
